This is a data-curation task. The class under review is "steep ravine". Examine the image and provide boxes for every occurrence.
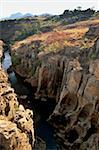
[2,46,57,149]
[0,40,35,150]
[11,38,99,150]
[0,12,99,150]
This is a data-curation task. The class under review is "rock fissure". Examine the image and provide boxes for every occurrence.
[10,38,99,149]
[0,41,35,150]
[0,13,99,150]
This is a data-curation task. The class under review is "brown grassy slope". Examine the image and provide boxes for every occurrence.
[12,18,99,53]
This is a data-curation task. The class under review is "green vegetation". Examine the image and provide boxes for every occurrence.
[15,21,40,41]
[46,41,64,52]
[89,53,97,60]
[28,59,41,76]
[12,54,21,66]
[38,43,45,52]
[14,17,59,42]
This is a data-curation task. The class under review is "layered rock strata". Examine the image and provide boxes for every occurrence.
[0,40,35,150]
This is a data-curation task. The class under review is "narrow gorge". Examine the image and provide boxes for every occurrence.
[1,42,57,149]
[0,9,99,150]
[0,40,35,150]
[11,36,99,150]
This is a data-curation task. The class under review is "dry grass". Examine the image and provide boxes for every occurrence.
[61,19,99,30]
[12,19,99,52]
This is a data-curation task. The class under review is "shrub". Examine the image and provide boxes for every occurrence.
[12,54,21,66]
[15,21,40,41]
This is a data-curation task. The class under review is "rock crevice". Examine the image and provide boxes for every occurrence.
[0,40,35,150]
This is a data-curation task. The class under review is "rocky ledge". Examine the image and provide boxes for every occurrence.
[0,40,35,150]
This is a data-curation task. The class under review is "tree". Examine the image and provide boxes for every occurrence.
[77,6,82,11]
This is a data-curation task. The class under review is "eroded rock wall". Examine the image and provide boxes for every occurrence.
[48,39,99,149]
[11,37,99,149]
[0,40,35,150]
[48,59,99,149]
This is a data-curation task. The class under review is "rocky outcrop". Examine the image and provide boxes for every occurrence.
[47,39,99,149]
[11,39,99,99]
[48,58,99,149]
[88,38,99,58]
[11,37,99,149]
[0,40,35,150]
[1,11,99,150]
[0,41,4,58]
[8,15,99,150]
[85,25,99,39]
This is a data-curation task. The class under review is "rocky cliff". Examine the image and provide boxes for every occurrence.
[1,12,99,149]
[10,19,99,149]
[0,40,35,150]
[11,18,99,99]
[48,39,99,149]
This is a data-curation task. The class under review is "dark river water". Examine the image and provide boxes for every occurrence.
[2,50,57,150]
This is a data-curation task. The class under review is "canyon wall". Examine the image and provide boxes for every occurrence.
[1,10,99,150]
[0,40,35,150]
[48,39,99,149]
[1,15,98,149]
[11,35,99,149]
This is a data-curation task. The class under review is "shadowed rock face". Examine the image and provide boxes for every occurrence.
[0,41,35,150]
[11,37,99,149]
[85,25,99,39]
[48,40,99,149]
[11,38,99,99]
[1,12,99,150]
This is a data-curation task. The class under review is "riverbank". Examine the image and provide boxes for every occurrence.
[0,12,99,149]
[0,40,35,150]
[2,45,58,150]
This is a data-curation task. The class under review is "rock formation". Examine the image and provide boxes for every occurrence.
[85,24,99,39]
[11,35,99,149]
[0,40,35,150]
[47,39,99,149]
[1,13,99,149]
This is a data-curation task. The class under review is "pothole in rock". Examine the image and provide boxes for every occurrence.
[66,129,79,143]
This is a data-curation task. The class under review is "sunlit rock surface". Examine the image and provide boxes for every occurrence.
[8,17,99,149]
[48,39,99,149]
[0,40,35,150]
[11,37,99,149]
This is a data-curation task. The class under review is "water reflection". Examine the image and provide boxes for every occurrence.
[2,50,57,150]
